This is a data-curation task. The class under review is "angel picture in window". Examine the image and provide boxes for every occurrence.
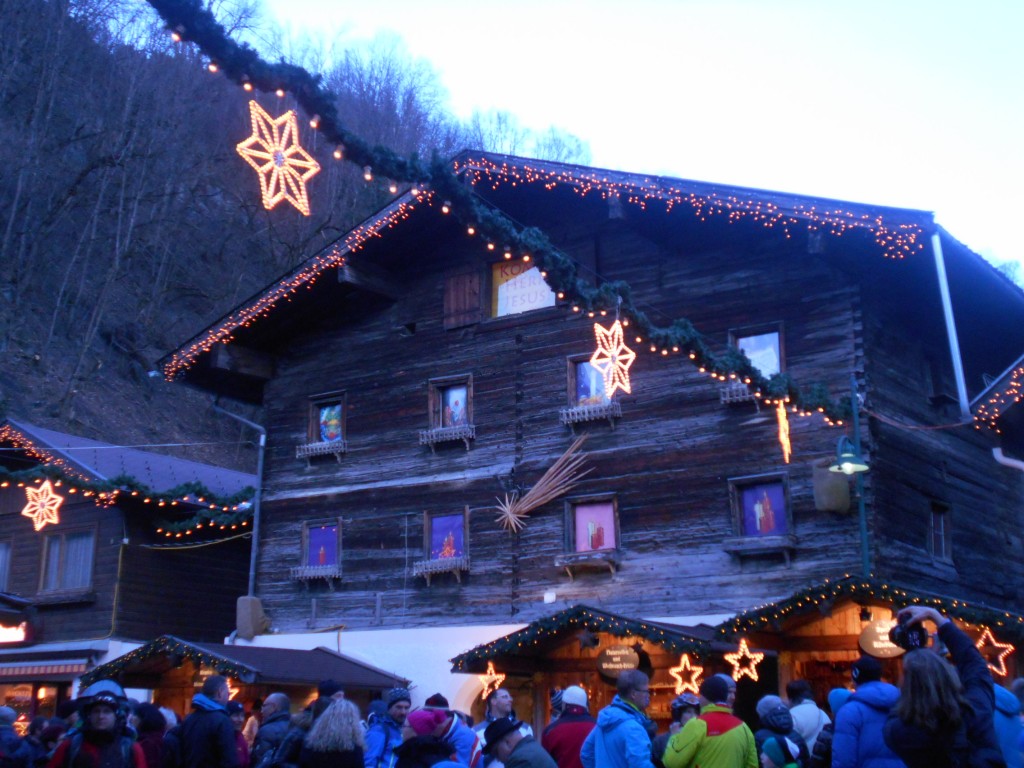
[441,386,468,427]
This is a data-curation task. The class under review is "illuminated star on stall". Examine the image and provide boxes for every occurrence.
[724,638,764,682]
[590,320,636,397]
[669,654,704,695]
[236,100,321,216]
[479,661,505,700]
[976,627,1014,676]
[21,480,63,531]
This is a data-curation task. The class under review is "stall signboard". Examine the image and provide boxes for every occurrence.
[597,646,640,678]
[858,619,906,658]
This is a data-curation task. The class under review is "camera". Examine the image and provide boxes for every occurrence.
[889,613,929,651]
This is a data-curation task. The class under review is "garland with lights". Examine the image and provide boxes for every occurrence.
[717,574,1024,645]
[79,634,258,686]
[449,604,709,672]
[144,0,945,423]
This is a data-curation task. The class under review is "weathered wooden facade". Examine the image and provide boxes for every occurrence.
[162,152,1024,711]
[0,419,253,720]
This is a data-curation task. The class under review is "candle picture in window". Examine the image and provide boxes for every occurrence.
[741,482,787,536]
[306,524,338,567]
[319,404,343,442]
[574,502,616,552]
[429,513,465,560]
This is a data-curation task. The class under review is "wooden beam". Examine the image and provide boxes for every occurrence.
[209,344,275,381]
[338,263,401,300]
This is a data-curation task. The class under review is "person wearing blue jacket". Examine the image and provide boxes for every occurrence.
[832,656,905,768]
[580,670,655,768]
[994,684,1022,768]
[364,689,411,768]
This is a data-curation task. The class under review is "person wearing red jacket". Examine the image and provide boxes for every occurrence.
[49,681,147,768]
[541,687,595,768]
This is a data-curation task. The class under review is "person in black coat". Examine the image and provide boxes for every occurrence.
[752,696,810,767]
[883,605,1006,768]
[250,696,291,768]
[174,675,240,768]
[297,700,364,768]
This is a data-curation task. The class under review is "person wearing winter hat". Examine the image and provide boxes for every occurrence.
[752,695,809,767]
[49,680,145,768]
[808,689,852,768]
[662,675,757,768]
[364,689,412,768]
[760,735,800,768]
[650,694,699,768]
[482,719,555,768]
[832,656,902,768]
[548,691,563,725]
[392,709,461,768]
[423,696,449,711]
[542,686,595,768]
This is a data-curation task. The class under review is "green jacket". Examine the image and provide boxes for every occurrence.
[662,705,757,768]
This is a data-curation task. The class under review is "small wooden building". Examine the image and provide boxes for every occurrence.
[81,635,408,720]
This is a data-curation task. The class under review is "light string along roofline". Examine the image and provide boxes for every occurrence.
[146,0,944,423]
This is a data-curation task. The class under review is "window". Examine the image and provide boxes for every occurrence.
[310,396,345,445]
[0,542,11,592]
[291,519,342,586]
[40,530,94,592]
[413,508,472,585]
[491,263,556,318]
[421,376,476,451]
[930,502,952,561]
[571,361,610,407]
[567,498,619,553]
[729,474,791,538]
[730,326,783,377]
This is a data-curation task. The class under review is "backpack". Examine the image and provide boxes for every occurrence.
[65,732,136,768]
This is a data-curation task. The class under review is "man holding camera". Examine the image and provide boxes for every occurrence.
[831,656,904,768]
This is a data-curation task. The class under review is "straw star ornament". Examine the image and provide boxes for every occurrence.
[236,100,321,216]
[590,320,636,397]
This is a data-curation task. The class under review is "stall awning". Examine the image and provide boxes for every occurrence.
[80,635,408,690]
[0,640,110,682]
[451,604,720,674]
[0,660,88,682]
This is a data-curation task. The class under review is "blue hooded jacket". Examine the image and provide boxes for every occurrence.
[993,685,1021,768]
[580,696,655,768]
[832,681,905,768]
[364,716,404,768]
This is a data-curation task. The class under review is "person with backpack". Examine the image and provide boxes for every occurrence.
[47,680,146,768]
[883,605,1006,768]
[807,688,851,768]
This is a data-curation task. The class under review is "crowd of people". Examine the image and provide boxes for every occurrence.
[3,608,1022,768]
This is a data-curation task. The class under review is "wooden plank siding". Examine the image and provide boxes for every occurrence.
[250,215,910,632]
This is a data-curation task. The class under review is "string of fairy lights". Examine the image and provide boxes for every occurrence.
[140,0,954,428]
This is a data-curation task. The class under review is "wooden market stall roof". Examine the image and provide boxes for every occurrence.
[716,574,1024,645]
[80,635,408,689]
[450,604,721,674]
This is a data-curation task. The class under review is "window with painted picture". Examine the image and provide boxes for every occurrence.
[425,511,468,562]
[730,325,783,377]
[303,520,340,568]
[571,360,610,407]
[491,262,556,318]
[309,393,345,445]
[429,377,472,429]
[729,475,791,538]
[567,498,618,553]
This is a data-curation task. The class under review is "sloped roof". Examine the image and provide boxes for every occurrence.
[80,634,408,689]
[450,604,716,674]
[3,419,255,497]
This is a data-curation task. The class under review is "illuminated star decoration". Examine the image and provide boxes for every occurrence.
[669,654,704,695]
[976,627,1014,676]
[227,679,240,700]
[777,401,791,464]
[479,662,506,700]
[21,480,63,531]
[236,100,321,216]
[590,320,636,397]
[724,638,764,682]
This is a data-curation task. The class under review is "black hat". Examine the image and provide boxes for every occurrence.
[699,675,731,705]
[851,656,882,684]
[318,680,343,698]
[482,719,523,754]
[226,701,244,716]
[424,693,449,708]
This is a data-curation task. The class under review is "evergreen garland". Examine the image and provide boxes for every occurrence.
[141,0,903,422]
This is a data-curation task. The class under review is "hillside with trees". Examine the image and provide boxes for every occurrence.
[0,0,588,470]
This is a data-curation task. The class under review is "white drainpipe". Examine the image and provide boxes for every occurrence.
[992,447,1024,473]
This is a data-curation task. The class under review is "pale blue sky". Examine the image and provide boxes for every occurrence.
[259,0,1023,268]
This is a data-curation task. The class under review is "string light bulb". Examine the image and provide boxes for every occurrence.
[363,166,373,182]
[207,61,219,73]
[441,200,451,214]
[309,115,320,129]
[333,146,344,160]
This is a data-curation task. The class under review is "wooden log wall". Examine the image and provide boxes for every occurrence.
[253,209,884,632]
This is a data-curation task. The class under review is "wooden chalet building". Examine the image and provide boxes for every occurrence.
[161,152,1024,726]
[0,419,254,721]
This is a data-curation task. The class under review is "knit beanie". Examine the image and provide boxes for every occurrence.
[385,687,412,709]
[827,687,852,716]
[755,695,784,720]
[407,709,447,736]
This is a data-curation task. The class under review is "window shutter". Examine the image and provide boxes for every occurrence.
[443,270,482,329]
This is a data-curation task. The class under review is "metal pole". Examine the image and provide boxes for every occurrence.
[851,374,870,576]
[211,398,266,597]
